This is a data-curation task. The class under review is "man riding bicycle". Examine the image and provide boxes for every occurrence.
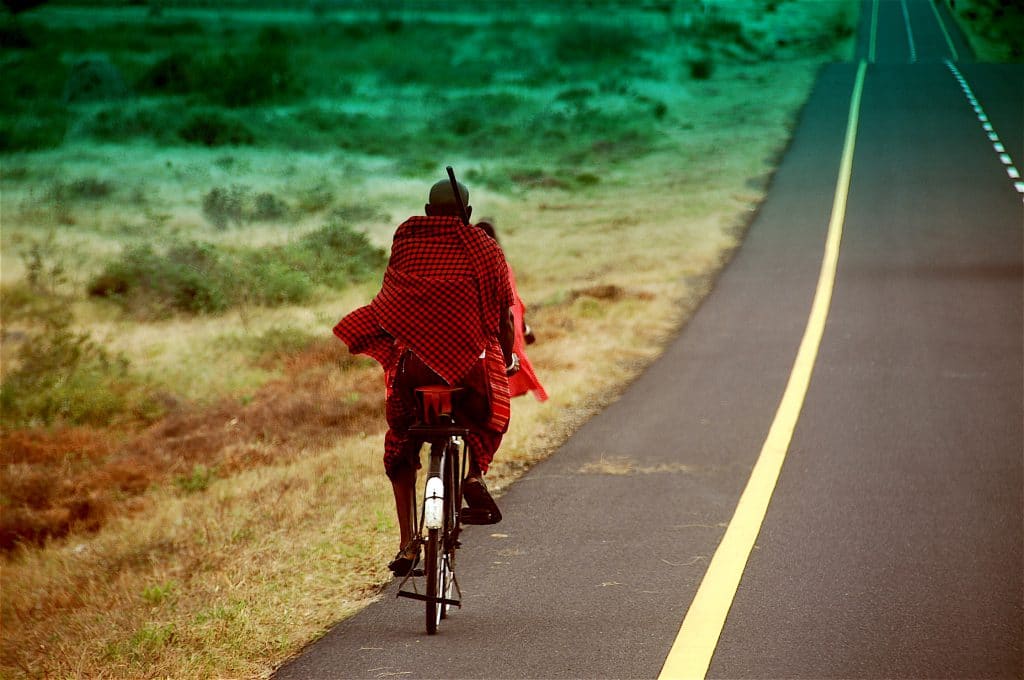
[333,177,518,576]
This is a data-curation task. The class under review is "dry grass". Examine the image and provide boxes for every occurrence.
[0,339,381,549]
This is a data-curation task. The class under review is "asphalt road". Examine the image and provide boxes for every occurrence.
[276,2,1022,677]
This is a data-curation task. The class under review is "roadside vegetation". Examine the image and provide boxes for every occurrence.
[1,1,857,677]
[946,0,1024,61]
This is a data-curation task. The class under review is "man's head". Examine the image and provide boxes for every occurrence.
[425,178,471,220]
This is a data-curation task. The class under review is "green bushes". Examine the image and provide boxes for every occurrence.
[0,318,136,427]
[287,220,387,286]
[84,105,254,147]
[88,242,232,316]
[85,103,179,145]
[135,27,302,108]
[554,21,646,63]
[88,222,385,318]
[136,51,197,95]
[0,109,68,152]
[178,110,255,147]
[201,185,248,230]
[955,0,1024,61]
[200,186,294,229]
[689,57,715,80]
[0,236,148,427]
[0,50,69,151]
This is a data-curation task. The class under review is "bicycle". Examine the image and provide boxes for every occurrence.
[395,385,496,634]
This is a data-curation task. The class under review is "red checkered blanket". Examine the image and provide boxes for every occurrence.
[334,215,514,430]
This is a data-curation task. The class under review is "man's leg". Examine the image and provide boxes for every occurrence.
[391,465,416,549]
[383,357,425,574]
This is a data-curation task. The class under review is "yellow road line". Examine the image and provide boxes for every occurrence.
[929,0,960,61]
[657,59,869,680]
[869,0,879,62]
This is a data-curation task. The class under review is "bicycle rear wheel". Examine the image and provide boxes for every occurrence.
[425,526,444,634]
[439,438,459,620]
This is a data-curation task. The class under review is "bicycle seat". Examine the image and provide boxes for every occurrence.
[414,385,463,424]
[409,386,469,439]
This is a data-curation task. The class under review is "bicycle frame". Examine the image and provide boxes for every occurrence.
[396,387,469,634]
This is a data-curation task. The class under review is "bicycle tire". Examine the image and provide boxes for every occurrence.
[425,526,442,634]
[440,439,459,620]
[425,439,449,634]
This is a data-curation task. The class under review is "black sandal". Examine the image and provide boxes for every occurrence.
[388,543,422,577]
[461,477,502,525]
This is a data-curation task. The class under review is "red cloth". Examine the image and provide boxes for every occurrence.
[383,351,503,480]
[334,216,512,381]
[333,215,515,477]
[507,266,548,402]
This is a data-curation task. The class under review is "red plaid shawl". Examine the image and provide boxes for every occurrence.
[334,215,514,429]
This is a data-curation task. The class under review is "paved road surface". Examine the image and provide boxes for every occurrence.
[276,2,1022,677]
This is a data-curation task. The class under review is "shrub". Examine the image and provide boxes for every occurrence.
[689,57,714,80]
[700,17,745,44]
[244,260,312,306]
[957,0,1024,60]
[88,242,231,317]
[201,185,248,229]
[285,220,386,286]
[2,0,49,15]
[136,51,197,94]
[252,325,319,360]
[45,177,114,203]
[143,18,204,37]
[84,102,180,144]
[88,224,384,318]
[134,27,301,106]
[20,234,67,294]
[0,17,39,49]
[0,318,132,427]
[62,56,129,103]
[295,182,335,213]
[197,35,302,108]
[553,21,646,63]
[0,110,67,151]
[0,50,68,150]
[178,110,255,147]
[327,203,388,224]
[252,192,291,221]
[174,464,215,494]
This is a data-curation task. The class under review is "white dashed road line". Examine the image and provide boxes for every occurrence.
[945,60,1024,203]
[900,0,917,63]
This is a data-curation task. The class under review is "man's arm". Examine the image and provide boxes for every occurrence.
[499,306,515,368]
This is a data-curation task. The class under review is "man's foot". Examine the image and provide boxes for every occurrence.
[388,543,422,577]
[461,476,502,525]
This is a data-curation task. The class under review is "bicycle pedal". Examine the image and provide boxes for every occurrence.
[459,508,500,525]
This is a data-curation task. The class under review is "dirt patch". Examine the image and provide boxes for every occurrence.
[0,339,384,552]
